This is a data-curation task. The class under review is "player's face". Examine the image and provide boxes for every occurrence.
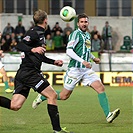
[77,17,89,32]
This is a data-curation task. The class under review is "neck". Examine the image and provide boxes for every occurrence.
[37,24,45,29]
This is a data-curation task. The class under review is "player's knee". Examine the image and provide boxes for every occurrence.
[53,92,58,100]
[10,103,22,111]
[11,105,22,111]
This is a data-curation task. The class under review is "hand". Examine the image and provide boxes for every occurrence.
[31,46,46,54]
[93,58,100,64]
[54,60,63,67]
[82,61,92,68]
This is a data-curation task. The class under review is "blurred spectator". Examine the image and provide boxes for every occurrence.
[53,30,63,51]
[15,21,26,43]
[0,38,6,49]
[10,32,17,41]
[91,34,101,52]
[10,39,17,52]
[63,30,71,48]
[45,25,51,38]
[63,23,73,36]
[5,33,12,43]
[91,26,101,40]
[2,23,14,38]
[52,22,63,36]
[1,34,11,52]
[29,21,35,29]
[102,21,113,50]
[46,34,54,51]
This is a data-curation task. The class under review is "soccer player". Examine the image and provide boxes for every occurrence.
[0,33,13,93]
[32,13,120,123]
[0,10,73,133]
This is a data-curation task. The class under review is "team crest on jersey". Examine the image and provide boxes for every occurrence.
[85,39,91,49]
[23,36,31,41]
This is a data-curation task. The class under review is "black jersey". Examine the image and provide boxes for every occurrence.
[17,26,55,71]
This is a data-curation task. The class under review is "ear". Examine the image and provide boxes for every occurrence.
[77,22,79,27]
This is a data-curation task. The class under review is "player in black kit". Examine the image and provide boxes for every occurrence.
[0,10,73,133]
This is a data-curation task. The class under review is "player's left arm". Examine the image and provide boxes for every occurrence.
[90,53,100,64]
[42,55,63,67]
[67,32,92,68]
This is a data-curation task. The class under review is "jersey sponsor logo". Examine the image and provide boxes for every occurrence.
[35,80,44,89]
[23,36,31,41]
[85,39,91,49]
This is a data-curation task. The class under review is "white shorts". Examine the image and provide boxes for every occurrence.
[64,67,101,90]
[0,61,4,69]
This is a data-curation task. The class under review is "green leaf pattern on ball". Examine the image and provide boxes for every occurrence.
[63,9,69,17]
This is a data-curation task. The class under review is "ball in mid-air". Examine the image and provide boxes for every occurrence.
[60,6,76,22]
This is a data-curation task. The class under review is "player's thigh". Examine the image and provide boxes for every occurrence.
[16,69,50,93]
[82,70,101,86]
[64,68,82,90]
[14,79,30,98]
[28,73,50,93]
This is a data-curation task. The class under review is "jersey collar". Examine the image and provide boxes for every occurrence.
[78,28,87,34]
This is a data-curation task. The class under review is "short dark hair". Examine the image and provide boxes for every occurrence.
[33,9,47,25]
[105,21,109,24]
[77,13,89,22]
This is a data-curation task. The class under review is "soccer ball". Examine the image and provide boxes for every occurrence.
[60,6,76,22]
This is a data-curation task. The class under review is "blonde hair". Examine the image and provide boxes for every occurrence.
[33,9,47,25]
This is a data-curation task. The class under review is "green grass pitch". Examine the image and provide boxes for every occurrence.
[0,85,132,133]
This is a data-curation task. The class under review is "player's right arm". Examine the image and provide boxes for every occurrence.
[66,49,91,68]
[66,31,91,68]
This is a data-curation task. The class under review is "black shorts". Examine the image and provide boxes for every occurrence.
[13,68,50,98]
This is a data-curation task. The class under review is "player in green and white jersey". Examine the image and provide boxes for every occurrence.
[32,13,120,123]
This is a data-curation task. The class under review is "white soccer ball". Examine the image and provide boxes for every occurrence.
[60,6,76,22]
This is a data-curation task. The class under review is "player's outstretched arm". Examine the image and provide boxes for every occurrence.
[93,58,100,64]
[67,49,92,68]
[54,60,63,67]
[31,47,46,54]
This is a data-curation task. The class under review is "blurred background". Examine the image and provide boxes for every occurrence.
[0,0,132,87]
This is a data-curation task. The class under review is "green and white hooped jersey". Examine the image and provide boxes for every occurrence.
[67,28,91,68]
